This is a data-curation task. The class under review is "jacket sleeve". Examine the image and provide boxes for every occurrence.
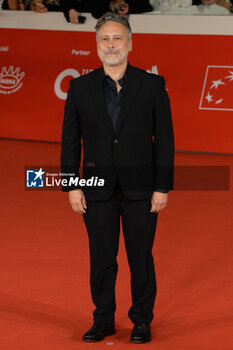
[60,79,82,191]
[153,75,175,191]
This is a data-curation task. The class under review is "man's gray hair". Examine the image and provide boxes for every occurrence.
[95,12,132,39]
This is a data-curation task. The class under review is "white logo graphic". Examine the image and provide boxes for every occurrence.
[71,49,90,56]
[199,66,233,111]
[0,46,9,52]
[147,66,158,75]
[0,66,25,95]
[46,175,104,188]
[54,68,80,100]
[54,68,93,100]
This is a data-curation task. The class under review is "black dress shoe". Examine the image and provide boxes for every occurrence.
[130,323,151,343]
[83,322,115,342]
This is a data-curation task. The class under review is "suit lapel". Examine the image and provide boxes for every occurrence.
[115,64,141,136]
[88,68,114,136]
[88,63,141,137]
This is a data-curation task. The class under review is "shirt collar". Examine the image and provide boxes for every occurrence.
[102,62,129,86]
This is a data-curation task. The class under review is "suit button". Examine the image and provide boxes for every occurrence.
[114,139,118,144]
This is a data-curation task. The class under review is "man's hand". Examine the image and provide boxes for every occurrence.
[69,9,81,24]
[150,191,168,213]
[69,189,87,214]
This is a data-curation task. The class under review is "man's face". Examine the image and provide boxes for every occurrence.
[96,21,132,66]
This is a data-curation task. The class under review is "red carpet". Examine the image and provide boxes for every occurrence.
[0,138,232,349]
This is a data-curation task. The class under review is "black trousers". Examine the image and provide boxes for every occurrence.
[82,181,158,325]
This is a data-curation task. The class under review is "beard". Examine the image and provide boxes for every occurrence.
[98,48,128,66]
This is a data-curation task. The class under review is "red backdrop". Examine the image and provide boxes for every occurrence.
[0,28,233,153]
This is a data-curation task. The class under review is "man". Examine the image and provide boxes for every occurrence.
[61,12,174,343]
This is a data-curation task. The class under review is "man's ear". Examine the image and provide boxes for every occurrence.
[129,39,133,52]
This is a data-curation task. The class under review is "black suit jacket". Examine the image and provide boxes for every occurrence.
[61,63,175,201]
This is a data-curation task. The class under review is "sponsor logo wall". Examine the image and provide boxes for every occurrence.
[0,29,233,153]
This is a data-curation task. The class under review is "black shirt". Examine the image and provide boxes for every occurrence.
[103,66,127,132]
